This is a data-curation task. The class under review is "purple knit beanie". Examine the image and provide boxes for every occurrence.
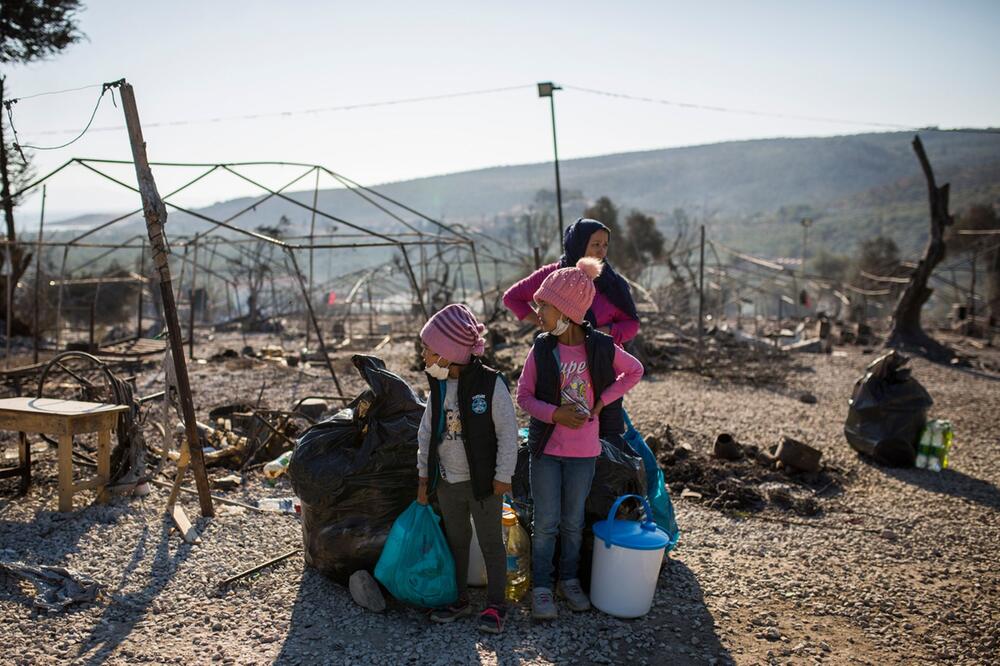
[533,257,603,324]
[420,303,486,364]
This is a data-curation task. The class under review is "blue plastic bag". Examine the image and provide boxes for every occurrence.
[623,410,680,551]
[374,501,458,607]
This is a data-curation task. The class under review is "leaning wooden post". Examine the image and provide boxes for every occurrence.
[118,82,214,518]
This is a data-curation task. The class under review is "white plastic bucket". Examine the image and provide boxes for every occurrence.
[468,519,488,586]
[590,494,669,618]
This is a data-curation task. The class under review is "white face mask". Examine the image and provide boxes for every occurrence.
[425,362,451,381]
[551,317,571,336]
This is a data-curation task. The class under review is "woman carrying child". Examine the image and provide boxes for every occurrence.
[516,258,644,620]
[415,304,518,634]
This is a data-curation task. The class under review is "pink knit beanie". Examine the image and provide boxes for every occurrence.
[420,303,486,364]
[533,257,603,324]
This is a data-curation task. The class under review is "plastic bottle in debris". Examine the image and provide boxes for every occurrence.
[263,451,293,479]
[258,496,301,513]
[503,508,530,603]
[916,426,933,469]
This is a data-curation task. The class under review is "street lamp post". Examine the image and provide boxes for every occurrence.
[538,82,565,251]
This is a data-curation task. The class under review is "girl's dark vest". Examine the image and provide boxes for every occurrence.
[426,359,506,501]
[526,323,623,457]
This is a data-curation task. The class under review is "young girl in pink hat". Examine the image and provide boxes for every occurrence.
[516,258,644,621]
[416,303,518,633]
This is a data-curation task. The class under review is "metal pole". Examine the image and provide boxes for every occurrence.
[137,237,145,337]
[697,225,705,366]
[55,245,69,349]
[307,167,320,347]
[4,243,11,368]
[469,242,489,317]
[970,245,977,329]
[549,94,565,251]
[188,241,198,359]
[284,247,343,393]
[33,185,46,364]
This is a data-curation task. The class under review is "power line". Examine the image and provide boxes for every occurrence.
[563,84,1000,134]
[5,82,105,102]
[4,79,124,158]
[23,83,536,136]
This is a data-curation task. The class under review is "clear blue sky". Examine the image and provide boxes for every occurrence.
[6,0,999,222]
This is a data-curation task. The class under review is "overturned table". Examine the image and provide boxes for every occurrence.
[0,397,129,511]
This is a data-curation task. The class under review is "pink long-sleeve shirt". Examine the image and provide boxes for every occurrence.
[502,263,640,345]
[516,341,644,457]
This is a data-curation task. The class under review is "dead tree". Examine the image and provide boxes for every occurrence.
[884,136,956,363]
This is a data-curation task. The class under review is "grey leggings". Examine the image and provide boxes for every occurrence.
[436,480,506,606]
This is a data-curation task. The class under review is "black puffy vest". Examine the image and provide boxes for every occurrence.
[427,359,507,501]
[526,323,622,457]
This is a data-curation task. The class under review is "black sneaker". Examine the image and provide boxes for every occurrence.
[429,599,471,623]
[478,604,507,634]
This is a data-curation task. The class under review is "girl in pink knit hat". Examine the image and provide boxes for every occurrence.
[415,303,518,634]
[516,258,644,621]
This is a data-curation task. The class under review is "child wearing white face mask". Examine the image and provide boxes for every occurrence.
[415,304,518,633]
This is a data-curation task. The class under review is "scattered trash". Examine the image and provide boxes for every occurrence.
[774,436,822,473]
[257,496,300,513]
[294,398,329,422]
[374,501,457,608]
[844,350,933,467]
[713,433,743,461]
[217,548,301,589]
[656,425,843,516]
[212,474,242,491]
[0,560,102,612]
[289,355,422,584]
[504,509,530,603]
[263,451,293,479]
[916,419,953,471]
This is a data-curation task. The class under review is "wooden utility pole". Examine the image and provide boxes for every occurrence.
[118,81,214,518]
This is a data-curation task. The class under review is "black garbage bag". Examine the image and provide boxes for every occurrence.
[510,438,647,589]
[844,350,933,467]
[288,355,424,584]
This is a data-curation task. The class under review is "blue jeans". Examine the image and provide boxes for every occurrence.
[529,454,597,590]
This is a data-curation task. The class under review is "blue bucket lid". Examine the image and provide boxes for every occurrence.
[592,494,671,551]
[593,517,670,551]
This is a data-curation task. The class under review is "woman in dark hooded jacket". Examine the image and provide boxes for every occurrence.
[502,217,641,442]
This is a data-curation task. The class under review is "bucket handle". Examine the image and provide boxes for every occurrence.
[604,494,656,548]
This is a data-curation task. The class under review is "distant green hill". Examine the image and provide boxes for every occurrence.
[47,130,1000,264]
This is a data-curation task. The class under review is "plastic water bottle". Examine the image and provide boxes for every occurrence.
[916,426,933,469]
[503,509,530,603]
[263,451,292,479]
[258,496,300,513]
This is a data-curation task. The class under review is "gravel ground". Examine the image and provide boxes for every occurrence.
[1,332,998,665]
